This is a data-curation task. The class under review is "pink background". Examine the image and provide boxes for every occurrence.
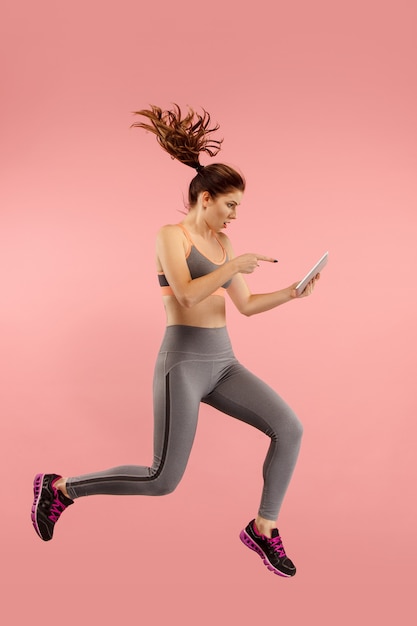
[1,0,416,623]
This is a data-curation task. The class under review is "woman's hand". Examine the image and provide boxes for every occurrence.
[289,273,321,299]
[233,254,277,274]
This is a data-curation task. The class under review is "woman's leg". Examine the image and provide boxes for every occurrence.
[203,360,303,522]
[203,359,302,577]
[65,356,212,498]
[32,348,214,541]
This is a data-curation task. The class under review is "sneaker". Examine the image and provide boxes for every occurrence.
[239,519,296,577]
[31,473,74,541]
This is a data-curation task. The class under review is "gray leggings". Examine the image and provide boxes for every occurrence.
[66,325,303,520]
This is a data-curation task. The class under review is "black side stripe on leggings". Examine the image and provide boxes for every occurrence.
[74,373,171,486]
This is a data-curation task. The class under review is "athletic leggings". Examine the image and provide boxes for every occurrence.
[66,325,303,520]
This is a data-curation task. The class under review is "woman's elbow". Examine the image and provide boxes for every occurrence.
[236,302,253,317]
[176,292,195,309]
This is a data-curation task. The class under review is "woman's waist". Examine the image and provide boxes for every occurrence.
[163,296,227,329]
[159,324,234,357]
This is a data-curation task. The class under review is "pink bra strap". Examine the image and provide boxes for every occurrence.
[176,223,193,257]
[177,223,194,245]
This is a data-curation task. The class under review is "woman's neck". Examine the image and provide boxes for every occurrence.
[182,209,215,240]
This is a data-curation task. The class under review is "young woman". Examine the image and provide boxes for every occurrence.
[31,105,320,577]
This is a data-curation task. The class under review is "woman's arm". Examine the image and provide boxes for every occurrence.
[156,225,276,309]
[220,234,320,317]
[157,225,237,308]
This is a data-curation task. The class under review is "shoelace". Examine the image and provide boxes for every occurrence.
[48,493,67,523]
[267,535,286,558]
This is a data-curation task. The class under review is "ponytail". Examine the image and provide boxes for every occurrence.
[132,104,222,169]
[132,104,245,206]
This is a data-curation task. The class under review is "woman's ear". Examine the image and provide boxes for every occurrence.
[201,191,211,207]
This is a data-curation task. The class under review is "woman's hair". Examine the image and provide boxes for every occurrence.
[132,104,245,206]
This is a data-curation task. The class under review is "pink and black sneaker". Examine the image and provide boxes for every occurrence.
[239,519,296,577]
[31,474,74,541]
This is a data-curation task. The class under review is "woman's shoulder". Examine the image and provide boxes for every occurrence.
[156,224,189,254]
[157,223,183,239]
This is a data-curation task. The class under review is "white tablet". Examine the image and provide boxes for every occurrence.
[295,252,328,296]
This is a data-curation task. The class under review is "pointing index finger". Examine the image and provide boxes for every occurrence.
[256,255,279,263]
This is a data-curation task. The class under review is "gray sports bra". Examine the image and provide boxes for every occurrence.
[158,224,232,297]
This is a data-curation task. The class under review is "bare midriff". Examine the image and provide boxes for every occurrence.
[162,294,227,328]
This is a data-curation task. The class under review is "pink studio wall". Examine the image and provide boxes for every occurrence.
[1,1,416,624]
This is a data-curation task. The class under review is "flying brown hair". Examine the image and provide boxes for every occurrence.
[131,104,223,169]
[132,104,245,206]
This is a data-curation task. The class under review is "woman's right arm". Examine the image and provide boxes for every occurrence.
[156,226,274,308]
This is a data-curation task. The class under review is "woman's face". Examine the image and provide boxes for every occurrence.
[204,190,243,232]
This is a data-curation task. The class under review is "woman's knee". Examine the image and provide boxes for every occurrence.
[292,415,304,441]
[152,484,176,496]
[148,473,181,496]
[269,411,303,445]
[286,412,303,445]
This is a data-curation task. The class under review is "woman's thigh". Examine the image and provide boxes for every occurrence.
[203,361,302,440]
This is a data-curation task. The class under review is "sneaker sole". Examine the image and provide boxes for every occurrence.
[239,529,293,577]
[31,473,47,540]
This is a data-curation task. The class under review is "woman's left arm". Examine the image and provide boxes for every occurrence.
[220,234,320,317]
